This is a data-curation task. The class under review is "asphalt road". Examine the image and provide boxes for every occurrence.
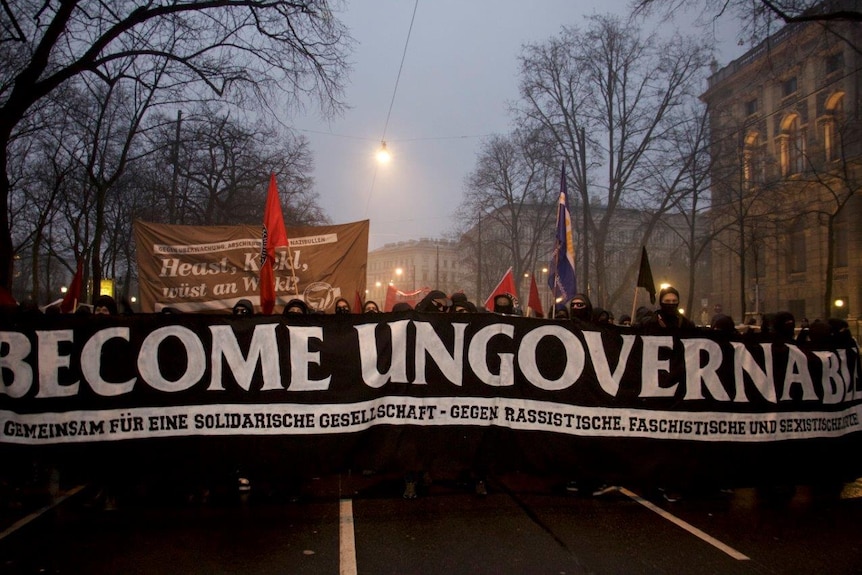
[1,472,861,574]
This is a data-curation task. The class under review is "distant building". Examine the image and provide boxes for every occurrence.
[702,7,862,324]
[366,238,465,307]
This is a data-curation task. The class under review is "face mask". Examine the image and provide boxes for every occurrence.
[335,306,350,315]
[660,303,679,317]
[570,301,589,320]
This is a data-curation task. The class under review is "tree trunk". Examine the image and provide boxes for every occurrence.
[824,213,835,319]
[0,153,12,291]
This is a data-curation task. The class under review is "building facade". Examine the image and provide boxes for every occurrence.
[702,11,862,326]
[366,238,465,307]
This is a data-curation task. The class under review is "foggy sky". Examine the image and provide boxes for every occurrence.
[294,0,743,250]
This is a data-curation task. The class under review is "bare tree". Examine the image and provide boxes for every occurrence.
[456,129,557,302]
[633,0,862,51]
[516,14,711,309]
[141,105,326,227]
[0,0,350,292]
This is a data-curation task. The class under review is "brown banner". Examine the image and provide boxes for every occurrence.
[133,220,369,313]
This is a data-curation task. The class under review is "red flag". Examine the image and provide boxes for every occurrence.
[483,267,519,311]
[260,174,289,314]
[353,290,363,314]
[527,274,544,317]
[384,285,429,311]
[60,258,84,313]
[0,285,17,309]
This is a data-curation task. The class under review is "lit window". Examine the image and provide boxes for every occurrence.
[823,92,845,163]
[779,115,805,176]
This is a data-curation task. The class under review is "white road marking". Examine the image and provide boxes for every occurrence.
[0,484,87,541]
[618,487,750,561]
[339,498,358,575]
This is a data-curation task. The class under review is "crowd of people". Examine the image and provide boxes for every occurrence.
[1,285,857,506]
[3,283,855,350]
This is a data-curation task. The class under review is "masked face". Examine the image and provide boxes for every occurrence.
[570,299,589,320]
[660,293,679,316]
[335,304,350,315]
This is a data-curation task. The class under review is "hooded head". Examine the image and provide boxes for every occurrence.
[710,314,737,334]
[333,297,351,315]
[493,294,515,315]
[569,294,593,322]
[450,292,468,307]
[593,307,610,325]
[232,299,254,316]
[391,302,413,312]
[773,311,796,339]
[93,295,118,316]
[283,299,310,315]
[453,300,477,313]
[827,318,852,346]
[658,286,681,315]
[416,290,452,313]
[363,300,380,313]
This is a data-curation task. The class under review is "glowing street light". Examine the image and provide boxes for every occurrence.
[376,141,391,164]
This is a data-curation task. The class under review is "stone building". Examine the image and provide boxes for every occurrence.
[366,238,465,307]
[702,10,862,327]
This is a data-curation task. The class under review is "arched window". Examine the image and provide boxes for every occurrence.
[823,92,845,163]
[743,132,764,187]
[779,114,806,176]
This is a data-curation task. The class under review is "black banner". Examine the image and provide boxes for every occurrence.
[2,312,861,487]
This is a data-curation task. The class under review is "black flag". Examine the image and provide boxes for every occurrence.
[637,246,656,304]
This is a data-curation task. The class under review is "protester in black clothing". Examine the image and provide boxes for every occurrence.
[415,290,452,313]
[283,298,310,315]
[363,300,380,313]
[633,306,654,328]
[710,314,738,335]
[593,307,611,326]
[333,297,351,315]
[492,293,515,315]
[552,304,569,320]
[232,299,254,316]
[402,290,450,499]
[807,319,833,344]
[569,294,594,328]
[643,286,694,330]
[771,311,796,341]
[453,300,478,313]
[93,295,118,316]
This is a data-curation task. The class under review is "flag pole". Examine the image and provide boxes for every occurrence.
[630,286,639,326]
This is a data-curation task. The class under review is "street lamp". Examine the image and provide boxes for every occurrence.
[376,141,391,164]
